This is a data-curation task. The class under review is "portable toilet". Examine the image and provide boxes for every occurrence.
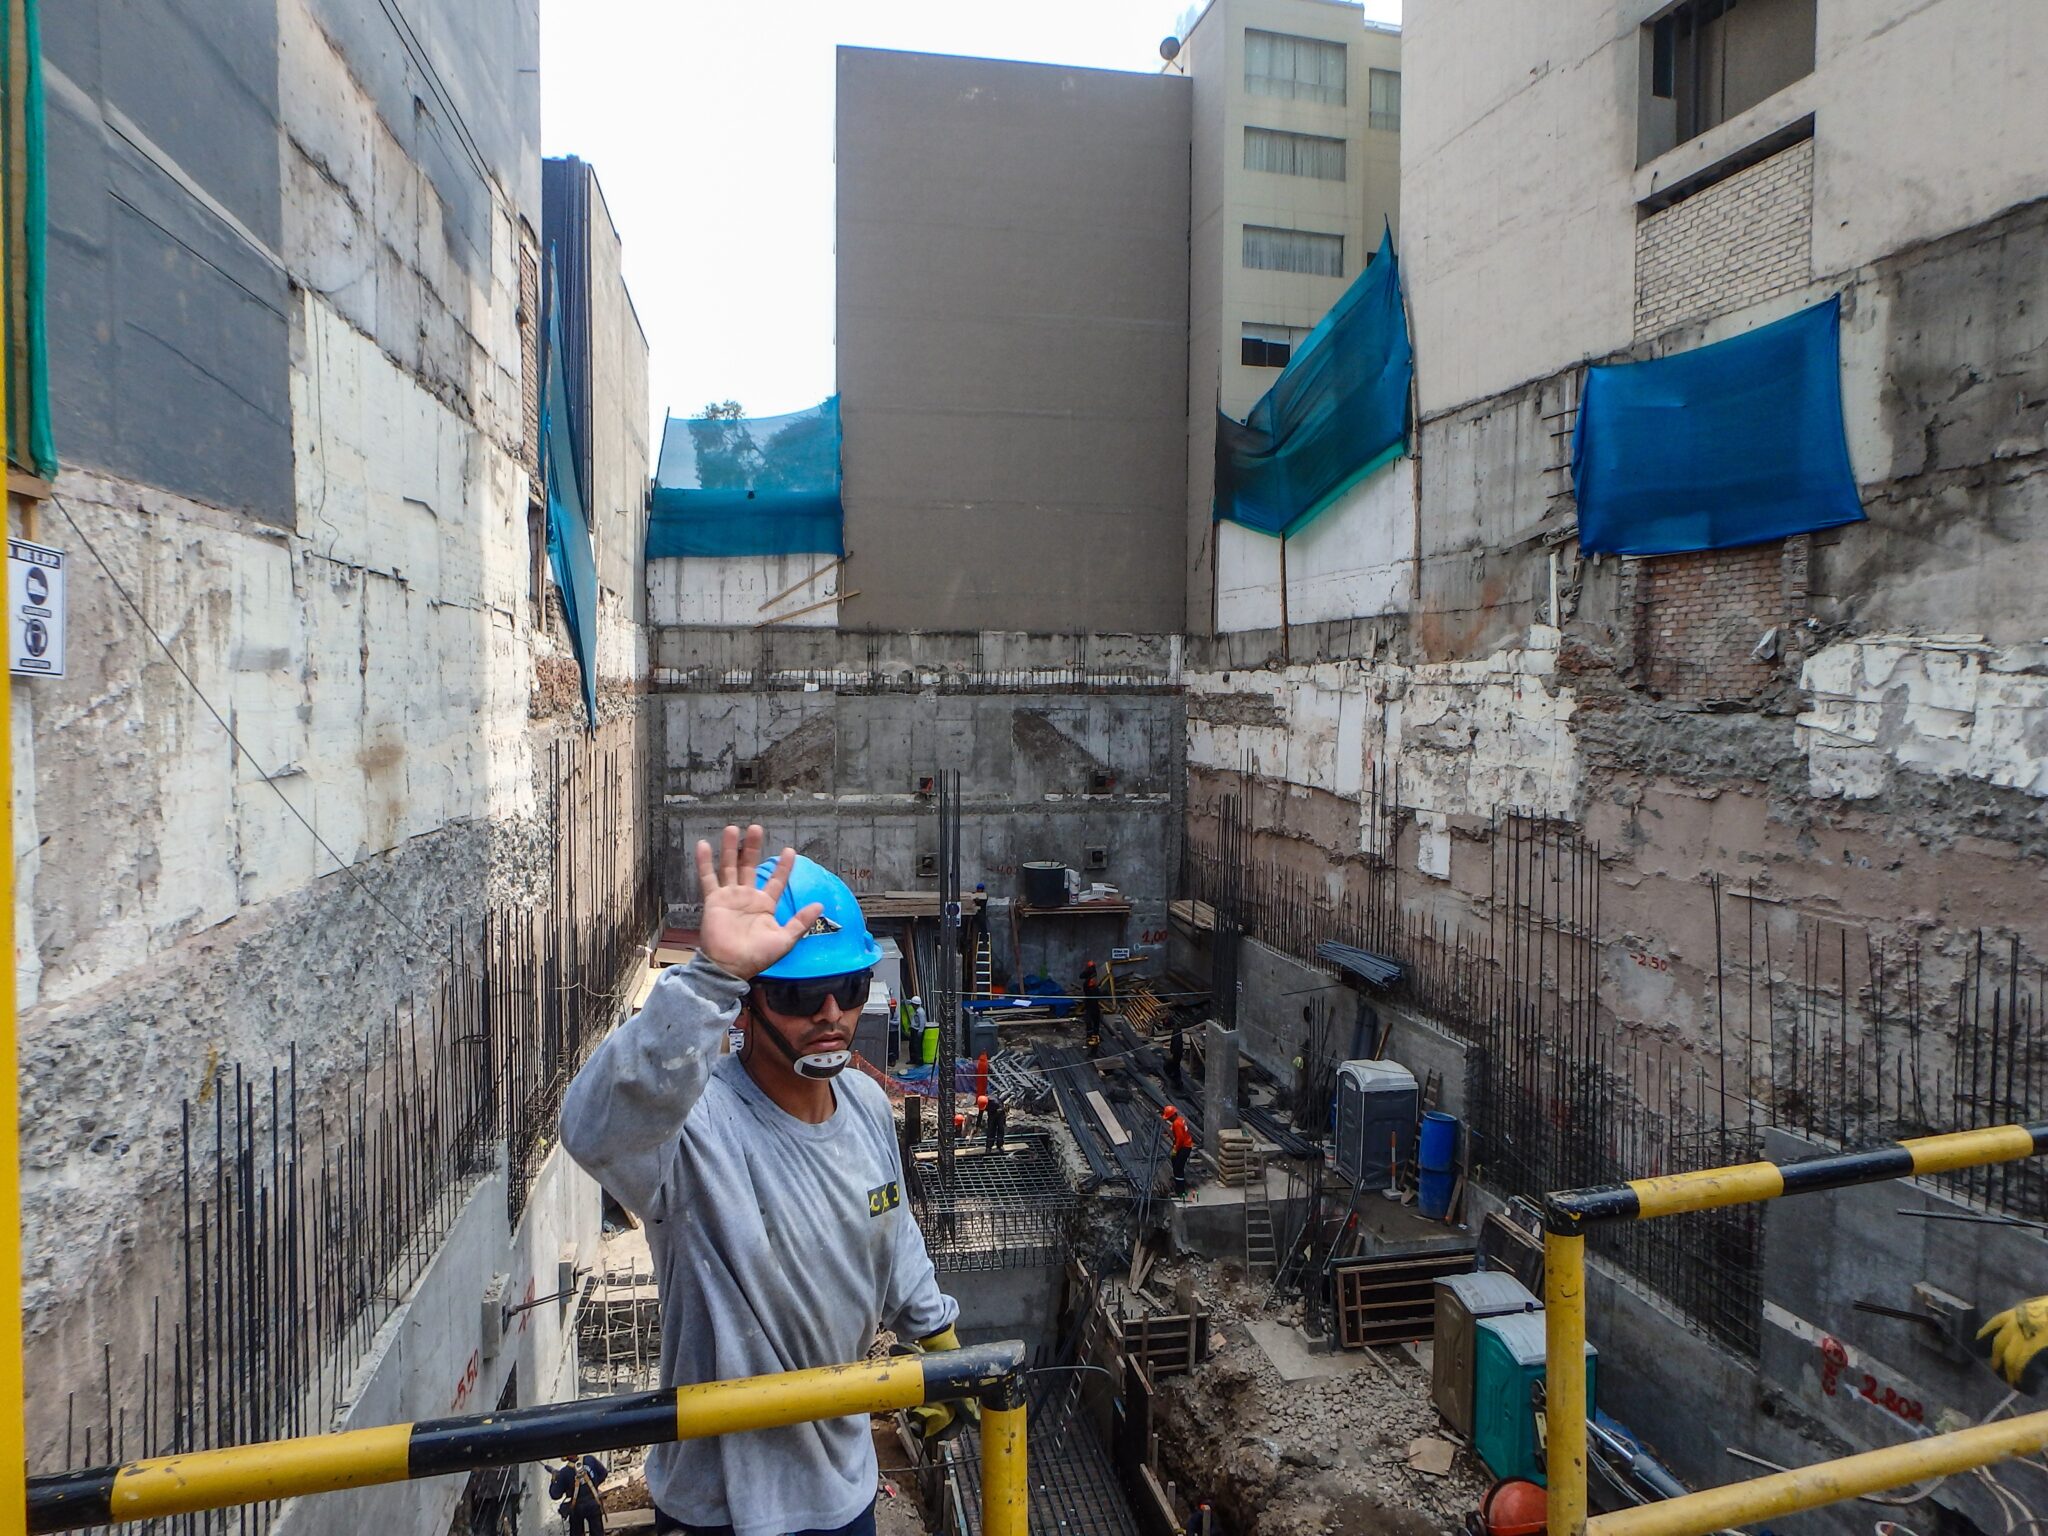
[1333,1059,1418,1189]
[1473,1312,1597,1483]
[1433,1272,1542,1437]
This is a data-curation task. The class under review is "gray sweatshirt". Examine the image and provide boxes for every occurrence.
[561,955,957,1536]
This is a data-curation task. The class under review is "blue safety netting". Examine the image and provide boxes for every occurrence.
[1215,225,1412,538]
[541,260,598,729]
[647,398,845,559]
[1572,297,1867,556]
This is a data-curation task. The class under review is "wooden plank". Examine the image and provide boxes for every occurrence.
[1085,1090,1130,1146]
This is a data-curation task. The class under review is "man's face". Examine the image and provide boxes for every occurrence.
[744,970,870,1077]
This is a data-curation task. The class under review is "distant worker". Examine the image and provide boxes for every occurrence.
[1081,959,1103,1057]
[1979,1294,2048,1391]
[984,1095,1009,1154]
[549,1451,608,1536]
[1162,1104,1196,1198]
[563,825,965,1536]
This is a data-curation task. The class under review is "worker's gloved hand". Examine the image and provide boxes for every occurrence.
[1977,1296,2048,1391]
[906,1325,982,1444]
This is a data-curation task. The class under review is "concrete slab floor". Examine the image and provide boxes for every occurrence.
[1241,1318,1388,1384]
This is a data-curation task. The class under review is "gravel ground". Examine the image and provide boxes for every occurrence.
[1150,1261,1492,1536]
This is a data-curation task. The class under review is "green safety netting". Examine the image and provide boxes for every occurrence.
[1215,224,1411,538]
[2,0,56,477]
[647,398,844,559]
[541,259,598,729]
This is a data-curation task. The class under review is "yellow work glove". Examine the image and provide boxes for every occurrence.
[1977,1296,2048,1391]
[905,1325,982,1444]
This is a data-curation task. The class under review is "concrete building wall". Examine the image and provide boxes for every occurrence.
[648,553,843,628]
[1187,0,2048,1074]
[1182,9,2048,1507]
[651,628,1184,986]
[271,1143,605,1536]
[835,48,1190,634]
[19,0,648,1489]
[568,164,653,692]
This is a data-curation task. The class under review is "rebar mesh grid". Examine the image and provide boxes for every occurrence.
[911,1132,1077,1271]
[943,1389,1141,1536]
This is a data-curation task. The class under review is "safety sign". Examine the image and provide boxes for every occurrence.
[8,539,65,677]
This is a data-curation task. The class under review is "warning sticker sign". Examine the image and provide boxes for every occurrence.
[8,539,64,678]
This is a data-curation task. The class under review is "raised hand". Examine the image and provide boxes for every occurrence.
[695,824,823,980]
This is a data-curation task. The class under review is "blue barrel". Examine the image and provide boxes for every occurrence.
[1419,1111,1460,1220]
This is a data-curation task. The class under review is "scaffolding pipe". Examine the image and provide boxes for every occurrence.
[27,1340,1029,1533]
[1542,1121,2048,1536]
[1585,1409,2048,1536]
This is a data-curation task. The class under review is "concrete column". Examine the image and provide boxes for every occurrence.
[1203,1021,1240,1154]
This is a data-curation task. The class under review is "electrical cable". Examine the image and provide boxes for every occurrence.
[50,492,438,956]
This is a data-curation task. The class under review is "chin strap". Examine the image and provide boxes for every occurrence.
[746,1003,853,1080]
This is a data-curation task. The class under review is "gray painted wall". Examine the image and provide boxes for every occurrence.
[43,0,292,517]
[835,48,1190,634]
[42,0,542,522]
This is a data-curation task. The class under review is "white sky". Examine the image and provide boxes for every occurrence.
[540,0,1401,440]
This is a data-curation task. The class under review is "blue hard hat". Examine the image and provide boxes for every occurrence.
[753,855,883,980]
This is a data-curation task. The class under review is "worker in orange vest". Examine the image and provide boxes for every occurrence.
[1161,1105,1195,1198]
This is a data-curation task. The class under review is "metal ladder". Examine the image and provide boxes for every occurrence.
[1242,1144,1277,1282]
[973,934,993,997]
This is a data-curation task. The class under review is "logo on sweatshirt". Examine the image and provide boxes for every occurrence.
[867,1180,901,1216]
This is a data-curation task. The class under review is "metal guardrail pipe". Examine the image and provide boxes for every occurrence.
[1541,1122,2048,1536]
[27,1340,1029,1535]
[1585,1408,2048,1536]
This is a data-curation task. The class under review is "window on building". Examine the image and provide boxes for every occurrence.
[1245,29,1347,105]
[1240,323,1312,369]
[1244,127,1346,180]
[1641,0,1815,160]
[1243,226,1344,278]
[1369,69,1402,131]
[1245,225,1343,280]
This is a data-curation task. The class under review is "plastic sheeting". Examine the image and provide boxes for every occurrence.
[1215,225,1411,538]
[647,398,844,559]
[1572,297,1866,556]
[541,262,599,729]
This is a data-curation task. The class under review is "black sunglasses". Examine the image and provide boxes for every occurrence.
[754,970,873,1018]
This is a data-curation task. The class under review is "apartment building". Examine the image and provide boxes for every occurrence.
[1174,1,1405,631]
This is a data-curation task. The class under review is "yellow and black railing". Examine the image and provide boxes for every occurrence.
[28,1340,1029,1535]
[1541,1122,2048,1536]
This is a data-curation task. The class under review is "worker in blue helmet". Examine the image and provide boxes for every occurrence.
[563,826,965,1536]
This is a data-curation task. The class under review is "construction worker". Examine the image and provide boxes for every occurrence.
[1081,959,1103,1057]
[1162,1104,1196,1198]
[549,1451,609,1536]
[1979,1294,2048,1390]
[984,1094,1009,1154]
[563,825,965,1536]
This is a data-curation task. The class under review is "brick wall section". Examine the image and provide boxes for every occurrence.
[1635,138,1814,336]
[1633,539,1807,703]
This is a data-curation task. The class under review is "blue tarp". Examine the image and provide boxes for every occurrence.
[1215,225,1412,538]
[647,398,845,558]
[541,261,599,729]
[1572,297,1867,556]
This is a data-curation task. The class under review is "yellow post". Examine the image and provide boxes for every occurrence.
[1544,1228,1587,1536]
[0,112,25,1536]
[1586,1408,2048,1536]
[979,1401,1029,1536]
